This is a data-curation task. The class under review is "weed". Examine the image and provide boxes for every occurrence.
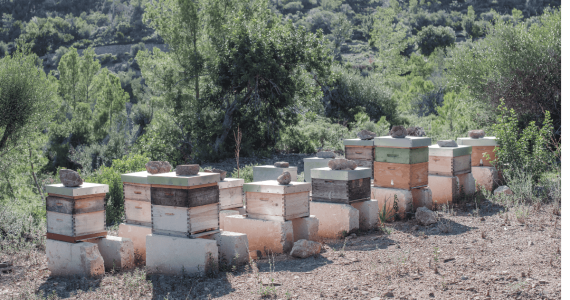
[433,247,440,264]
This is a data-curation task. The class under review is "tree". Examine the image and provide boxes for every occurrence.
[0,45,57,157]
[92,68,130,141]
[416,25,455,56]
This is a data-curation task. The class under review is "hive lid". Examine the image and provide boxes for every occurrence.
[428,145,472,157]
[303,157,333,162]
[46,182,109,196]
[147,172,220,187]
[121,171,152,184]
[243,180,310,194]
[253,165,298,170]
[374,136,432,148]
[218,177,245,189]
[456,137,498,146]
[343,139,375,146]
[310,167,372,181]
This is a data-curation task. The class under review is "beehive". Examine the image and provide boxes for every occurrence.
[252,165,298,182]
[147,172,221,237]
[121,171,152,226]
[456,137,498,167]
[311,167,372,204]
[344,139,374,177]
[428,145,472,177]
[46,183,109,242]
[218,178,244,209]
[244,180,311,222]
[303,157,333,183]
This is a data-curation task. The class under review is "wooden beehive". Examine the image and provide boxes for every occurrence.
[218,178,245,209]
[311,167,372,204]
[374,162,429,190]
[344,139,374,177]
[428,145,472,177]
[151,203,220,237]
[45,183,109,242]
[121,171,152,226]
[375,147,429,164]
[457,137,498,167]
[244,181,311,222]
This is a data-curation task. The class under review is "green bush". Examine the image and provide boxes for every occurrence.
[276,113,349,153]
[229,163,259,183]
[416,25,455,56]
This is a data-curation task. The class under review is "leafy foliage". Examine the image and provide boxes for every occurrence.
[416,25,455,56]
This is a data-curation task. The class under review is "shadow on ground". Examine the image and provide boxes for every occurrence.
[150,273,235,299]
[37,276,103,298]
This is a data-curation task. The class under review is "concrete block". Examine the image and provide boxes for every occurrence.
[371,186,413,220]
[146,172,220,187]
[428,175,458,206]
[311,167,372,181]
[213,231,249,266]
[472,166,499,191]
[374,136,432,148]
[350,200,379,230]
[46,182,109,197]
[224,215,294,254]
[291,216,319,242]
[121,171,152,185]
[46,239,105,277]
[252,166,297,182]
[343,139,374,146]
[219,210,240,230]
[309,202,359,238]
[303,158,332,183]
[146,234,218,276]
[227,206,246,214]
[90,236,134,271]
[456,137,498,146]
[411,187,433,211]
[243,180,310,194]
[118,223,152,265]
[457,172,476,195]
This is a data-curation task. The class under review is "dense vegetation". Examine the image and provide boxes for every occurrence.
[0,0,561,227]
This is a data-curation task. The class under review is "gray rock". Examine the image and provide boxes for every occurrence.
[469,130,486,139]
[175,164,200,176]
[327,158,357,170]
[437,140,458,147]
[316,151,335,159]
[389,125,407,138]
[415,207,437,226]
[204,168,227,180]
[146,161,172,174]
[59,169,83,187]
[357,129,376,140]
[290,239,322,258]
[407,126,426,137]
[274,161,289,168]
[277,172,291,185]
[494,185,513,196]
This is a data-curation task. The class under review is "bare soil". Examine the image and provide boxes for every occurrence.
[0,199,561,300]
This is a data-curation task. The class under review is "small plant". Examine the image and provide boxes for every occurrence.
[379,196,397,225]
[233,126,242,178]
[339,239,347,257]
[433,247,440,264]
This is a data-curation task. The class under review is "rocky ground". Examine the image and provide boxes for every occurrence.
[0,199,561,300]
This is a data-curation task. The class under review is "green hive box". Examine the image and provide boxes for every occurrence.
[375,147,429,164]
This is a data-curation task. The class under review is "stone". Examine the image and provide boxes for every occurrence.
[219,210,241,230]
[118,223,152,265]
[274,161,290,168]
[437,140,458,147]
[357,130,376,140]
[59,169,83,187]
[406,126,426,137]
[309,202,359,238]
[204,168,227,180]
[175,164,200,176]
[277,171,292,185]
[494,185,513,196]
[389,125,407,138]
[411,187,433,211]
[290,239,322,258]
[472,166,499,191]
[212,231,249,266]
[145,161,172,174]
[223,215,294,254]
[88,236,134,271]
[327,158,357,170]
[469,129,486,139]
[146,234,218,276]
[316,151,335,158]
[415,207,437,226]
[371,187,413,221]
[46,239,105,277]
[350,200,379,230]
[291,216,319,242]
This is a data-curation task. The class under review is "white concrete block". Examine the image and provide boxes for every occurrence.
[303,157,332,183]
[46,183,109,197]
[291,216,319,242]
[146,234,218,276]
[457,172,476,195]
[118,223,152,265]
[428,175,458,205]
[220,210,241,230]
[223,215,294,254]
[351,200,379,230]
[472,166,499,191]
[252,166,297,182]
[88,236,134,271]
[371,186,413,220]
[213,231,249,266]
[309,202,359,238]
[46,239,105,277]
[411,187,433,211]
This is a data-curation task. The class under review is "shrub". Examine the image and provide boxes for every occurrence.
[229,163,259,183]
[277,113,349,153]
[416,25,455,56]
[283,1,304,13]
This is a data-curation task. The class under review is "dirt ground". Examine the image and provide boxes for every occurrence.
[0,198,561,300]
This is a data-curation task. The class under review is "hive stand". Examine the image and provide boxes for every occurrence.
[46,239,105,277]
[46,183,109,243]
[428,145,474,205]
[303,157,333,183]
[457,137,500,191]
[343,139,374,178]
[253,165,298,182]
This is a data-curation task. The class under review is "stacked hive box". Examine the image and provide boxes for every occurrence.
[118,171,153,264]
[310,167,377,238]
[218,178,246,230]
[253,165,298,182]
[224,180,316,255]
[457,137,500,191]
[428,145,475,205]
[372,136,432,218]
[303,157,333,183]
[344,139,374,179]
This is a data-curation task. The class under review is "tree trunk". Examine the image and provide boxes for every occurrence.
[213,99,239,153]
[29,146,45,203]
